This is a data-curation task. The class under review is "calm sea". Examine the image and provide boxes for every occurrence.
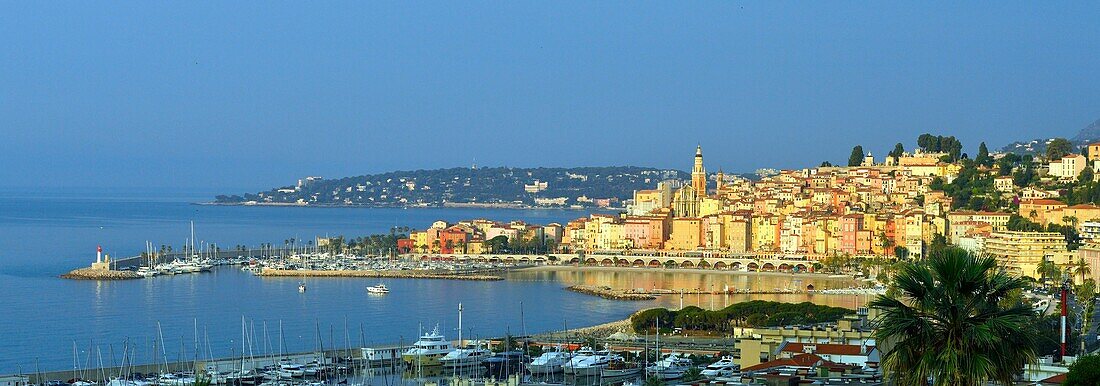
[0,187,860,374]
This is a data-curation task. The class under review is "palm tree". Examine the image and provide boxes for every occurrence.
[1072,258,1091,285]
[870,247,1039,385]
[1036,258,1062,287]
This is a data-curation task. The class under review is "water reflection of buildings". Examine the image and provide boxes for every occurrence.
[508,268,871,309]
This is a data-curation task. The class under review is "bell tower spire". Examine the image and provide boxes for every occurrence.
[691,145,706,196]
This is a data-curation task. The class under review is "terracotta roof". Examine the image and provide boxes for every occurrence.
[1021,199,1066,206]
[741,353,825,372]
[1039,373,1066,384]
[778,342,873,356]
[949,210,1010,216]
[1067,204,1100,210]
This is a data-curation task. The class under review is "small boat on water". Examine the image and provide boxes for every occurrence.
[367,283,390,294]
[298,283,307,292]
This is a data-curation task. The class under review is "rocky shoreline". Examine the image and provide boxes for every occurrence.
[60,267,141,280]
[566,285,657,300]
[256,268,504,281]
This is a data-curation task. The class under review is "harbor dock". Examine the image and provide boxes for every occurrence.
[256,269,504,281]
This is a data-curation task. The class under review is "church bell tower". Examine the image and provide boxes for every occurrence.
[691,146,706,196]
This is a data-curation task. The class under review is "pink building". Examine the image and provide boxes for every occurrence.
[840,214,864,255]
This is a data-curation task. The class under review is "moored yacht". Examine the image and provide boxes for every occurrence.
[401,325,454,367]
[440,341,492,368]
[568,349,618,376]
[646,352,693,380]
[700,355,739,378]
[527,348,572,374]
[366,283,390,294]
[561,347,595,375]
[481,350,527,379]
[600,357,642,378]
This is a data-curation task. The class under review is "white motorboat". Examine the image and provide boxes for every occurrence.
[158,373,197,386]
[568,350,618,376]
[440,342,492,368]
[367,283,390,294]
[527,348,572,374]
[700,355,739,378]
[646,353,693,380]
[298,283,307,293]
[561,347,595,375]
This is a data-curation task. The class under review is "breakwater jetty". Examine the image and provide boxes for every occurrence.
[257,269,504,281]
[60,267,140,280]
[565,285,656,300]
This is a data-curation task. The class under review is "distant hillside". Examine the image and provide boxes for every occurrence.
[1072,118,1100,143]
[214,166,691,207]
[1000,117,1100,155]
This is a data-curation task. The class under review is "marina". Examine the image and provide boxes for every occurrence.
[0,191,864,376]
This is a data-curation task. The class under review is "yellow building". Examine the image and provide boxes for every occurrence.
[984,231,1072,279]
[751,215,780,252]
[721,214,752,253]
[733,314,875,369]
[666,218,703,250]
[410,231,431,253]
[947,211,1012,231]
[465,241,486,254]
[595,221,628,250]
[1053,204,1100,227]
[1019,199,1068,225]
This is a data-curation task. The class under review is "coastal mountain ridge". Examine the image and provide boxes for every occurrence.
[999,117,1100,155]
[214,166,756,207]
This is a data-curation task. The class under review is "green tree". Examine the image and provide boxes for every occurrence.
[1079,167,1095,184]
[1047,137,1073,160]
[893,246,909,260]
[975,142,992,167]
[870,247,1039,385]
[917,134,937,151]
[1036,258,1062,287]
[889,143,905,164]
[1064,355,1100,386]
[1072,257,1091,285]
[848,145,865,167]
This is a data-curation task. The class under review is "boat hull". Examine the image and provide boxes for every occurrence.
[402,353,446,367]
[601,368,642,378]
[527,363,564,374]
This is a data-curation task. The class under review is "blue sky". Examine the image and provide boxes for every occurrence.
[2,2,1099,190]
